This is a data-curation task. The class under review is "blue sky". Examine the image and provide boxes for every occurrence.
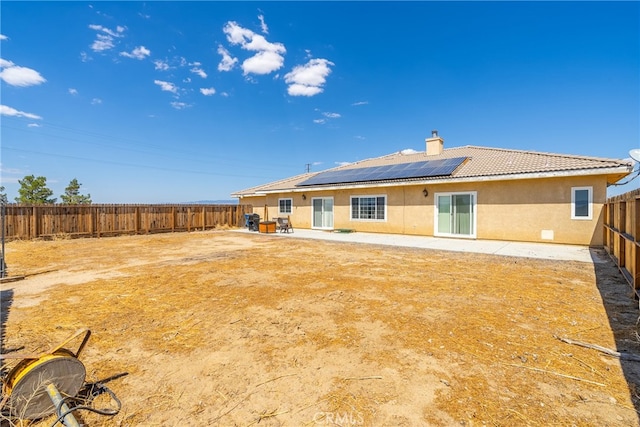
[1,1,638,203]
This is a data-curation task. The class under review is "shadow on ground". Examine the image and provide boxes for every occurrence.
[591,248,640,421]
[0,288,14,353]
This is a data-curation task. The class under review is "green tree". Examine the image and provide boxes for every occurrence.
[60,178,92,204]
[0,185,7,205]
[15,175,56,204]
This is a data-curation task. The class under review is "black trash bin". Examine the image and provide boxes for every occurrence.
[248,214,260,231]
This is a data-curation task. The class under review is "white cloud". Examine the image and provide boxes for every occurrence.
[80,51,91,62]
[27,123,41,128]
[222,21,286,76]
[244,35,284,53]
[400,148,419,155]
[154,60,170,71]
[89,24,125,52]
[91,34,115,52]
[1,104,42,120]
[0,34,8,41]
[154,80,178,94]
[352,101,369,106]
[190,66,207,78]
[69,88,78,95]
[0,164,24,175]
[200,87,215,96]
[335,161,352,166]
[314,111,340,124]
[284,58,333,97]
[287,84,322,97]
[258,15,268,34]
[0,165,19,185]
[89,24,124,38]
[170,101,190,110]
[217,45,238,72]
[120,46,151,60]
[223,21,255,45]
[242,50,285,76]
[0,59,46,87]
[91,98,102,105]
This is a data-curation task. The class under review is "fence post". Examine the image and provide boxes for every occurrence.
[135,206,140,234]
[89,206,94,237]
[31,206,38,239]
[635,197,640,293]
[619,201,626,269]
[1,200,6,278]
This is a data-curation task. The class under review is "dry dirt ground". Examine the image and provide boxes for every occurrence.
[1,230,640,426]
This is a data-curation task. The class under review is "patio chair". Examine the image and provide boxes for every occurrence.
[277,216,293,233]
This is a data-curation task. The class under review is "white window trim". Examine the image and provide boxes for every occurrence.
[350,194,387,222]
[434,191,477,239]
[571,186,593,220]
[311,197,334,230]
[278,198,293,215]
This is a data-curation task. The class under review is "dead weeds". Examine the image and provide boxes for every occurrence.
[1,230,639,426]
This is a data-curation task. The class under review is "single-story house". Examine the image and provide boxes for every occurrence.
[231,131,633,246]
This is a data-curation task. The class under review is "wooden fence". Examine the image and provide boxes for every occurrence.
[1,204,252,241]
[604,188,640,297]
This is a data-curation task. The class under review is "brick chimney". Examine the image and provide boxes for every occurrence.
[425,130,444,156]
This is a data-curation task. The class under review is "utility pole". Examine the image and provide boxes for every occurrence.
[305,163,311,173]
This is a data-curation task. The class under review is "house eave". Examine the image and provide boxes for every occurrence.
[238,166,632,196]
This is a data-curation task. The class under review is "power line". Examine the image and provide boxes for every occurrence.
[1,146,281,180]
[2,122,295,172]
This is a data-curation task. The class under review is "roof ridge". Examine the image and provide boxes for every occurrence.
[448,145,628,164]
[329,151,401,170]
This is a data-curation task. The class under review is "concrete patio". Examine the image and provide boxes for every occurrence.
[233,228,605,263]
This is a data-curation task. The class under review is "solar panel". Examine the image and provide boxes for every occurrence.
[297,157,467,187]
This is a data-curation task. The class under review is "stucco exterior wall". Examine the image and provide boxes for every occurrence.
[239,174,609,246]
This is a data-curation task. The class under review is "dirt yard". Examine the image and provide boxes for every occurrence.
[1,230,639,426]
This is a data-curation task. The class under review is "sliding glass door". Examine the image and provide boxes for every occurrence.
[312,197,334,229]
[435,192,476,238]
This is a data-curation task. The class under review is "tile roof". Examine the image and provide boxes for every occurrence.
[232,145,632,196]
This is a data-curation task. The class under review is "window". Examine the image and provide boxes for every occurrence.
[351,195,386,220]
[278,198,292,215]
[571,187,592,220]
